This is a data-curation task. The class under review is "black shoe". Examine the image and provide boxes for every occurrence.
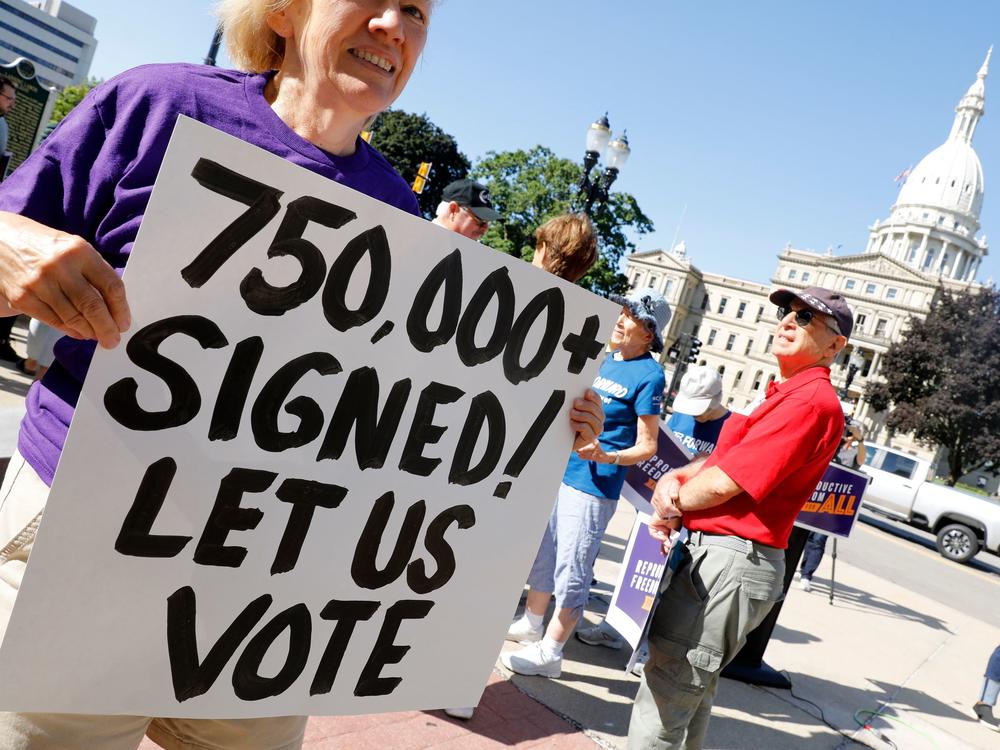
[0,342,19,362]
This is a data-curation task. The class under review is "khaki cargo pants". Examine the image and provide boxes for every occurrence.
[627,532,785,750]
[0,452,307,750]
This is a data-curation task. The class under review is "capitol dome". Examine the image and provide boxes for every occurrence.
[894,139,983,218]
[866,48,992,283]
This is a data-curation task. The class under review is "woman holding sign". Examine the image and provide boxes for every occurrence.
[0,2,604,749]
[501,289,668,678]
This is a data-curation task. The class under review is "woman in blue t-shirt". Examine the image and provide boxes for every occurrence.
[501,289,670,678]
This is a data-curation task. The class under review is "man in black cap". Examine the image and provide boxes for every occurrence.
[432,178,500,241]
[627,286,851,749]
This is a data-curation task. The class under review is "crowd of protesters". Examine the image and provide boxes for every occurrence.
[0,1,936,749]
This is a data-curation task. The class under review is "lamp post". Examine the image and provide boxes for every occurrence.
[840,349,867,398]
[205,27,223,67]
[578,114,631,215]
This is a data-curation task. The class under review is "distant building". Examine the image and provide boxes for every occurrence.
[0,0,96,90]
[626,49,993,463]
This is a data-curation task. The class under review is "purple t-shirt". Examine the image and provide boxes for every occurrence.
[0,63,420,486]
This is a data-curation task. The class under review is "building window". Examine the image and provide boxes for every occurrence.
[717,365,726,375]
[718,297,728,314]
[756,305,765,322]
[701,293,709,310]
[707,329,717,346]
[648,275,659,289]
[788,269,797,280]
[665,278,674,295]
[922,248,937,270]
[690,324,700,338]
[886,287,898,300]
[725,334,736,351]
[845,279,856,290]
[862,357,873,377]
[752,371,763,390]
[856,313,867,329]
[744,338,754,355]
[765,334,773,353]
[874,319,888,337]
[801,272,810,283]
[766,374,776,389]
[736,301,747,319]
[734,370,743,387]
[864,283,877,295]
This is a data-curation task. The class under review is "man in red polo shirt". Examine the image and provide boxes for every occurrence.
[627,286,852,750]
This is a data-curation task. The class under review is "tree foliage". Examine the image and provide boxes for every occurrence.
[866,286,1000,484]
[470,146,654,296]
[368,109,470,217]
[50,78,101,124]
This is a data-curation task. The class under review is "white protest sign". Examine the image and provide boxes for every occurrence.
[0,117,619,718]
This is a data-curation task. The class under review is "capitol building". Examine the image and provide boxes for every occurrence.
[628,49,992,462]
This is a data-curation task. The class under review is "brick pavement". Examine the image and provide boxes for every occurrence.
[138,673,597,750]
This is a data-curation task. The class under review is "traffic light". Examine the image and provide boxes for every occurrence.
[411,161,433,194]
[686,337,702,363]
[666,342,681,361]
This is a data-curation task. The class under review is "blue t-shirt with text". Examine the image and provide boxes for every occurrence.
[563,352,665,499]
[667,411,730,456]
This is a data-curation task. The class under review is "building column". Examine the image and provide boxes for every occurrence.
[966,256,981,282]
[916,232,929,266]
[935,241,951,274]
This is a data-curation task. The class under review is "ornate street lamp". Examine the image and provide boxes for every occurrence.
[578,114,631,215]
[842,349,867,396]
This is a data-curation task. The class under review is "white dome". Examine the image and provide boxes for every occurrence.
[894,139,984,218]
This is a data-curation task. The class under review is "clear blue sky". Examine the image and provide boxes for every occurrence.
[77,0,1000,286]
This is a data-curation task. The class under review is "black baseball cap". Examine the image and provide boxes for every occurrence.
[769,286,854,341]
[442,179,501,221]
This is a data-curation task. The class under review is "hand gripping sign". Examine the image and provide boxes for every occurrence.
[0,118,619,718]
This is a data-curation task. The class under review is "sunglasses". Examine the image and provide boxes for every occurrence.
[776,305,841,335]
[461,206,489,231]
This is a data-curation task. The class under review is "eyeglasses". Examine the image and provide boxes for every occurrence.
[0,92,14,103]
[461,207,489,231]
[776,305,841,336]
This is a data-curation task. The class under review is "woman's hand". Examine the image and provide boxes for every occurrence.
[570,388,604,450]
[0,213,130,349]
[575,441,611,463]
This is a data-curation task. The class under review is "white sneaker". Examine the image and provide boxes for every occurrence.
[505,617,543,643]
[575,623,624,650]
[798,577,812,592]
[500,642,562,678]
[793,570,802,581]
[444,707,475,720]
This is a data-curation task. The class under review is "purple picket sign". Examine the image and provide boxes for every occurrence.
[620,421,693,514]
[794,462,870,538]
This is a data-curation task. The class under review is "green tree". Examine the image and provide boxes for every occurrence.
[367,109,470,217]
[470,146,653,295]
[50,78,101,124]
[866,286,1000,485]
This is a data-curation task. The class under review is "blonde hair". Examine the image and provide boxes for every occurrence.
[535,213,598,283]
[215,0,294,72]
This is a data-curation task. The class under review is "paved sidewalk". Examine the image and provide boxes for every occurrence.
[137,673,595,750]
[4,315,999,749]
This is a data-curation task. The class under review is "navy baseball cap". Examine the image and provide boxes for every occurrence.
[442,179,501,222]
[769,286,854,340]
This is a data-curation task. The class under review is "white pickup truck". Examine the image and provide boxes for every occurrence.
[859,443,1000,563]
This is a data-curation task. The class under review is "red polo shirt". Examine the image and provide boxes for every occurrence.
[683,367,844,548]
